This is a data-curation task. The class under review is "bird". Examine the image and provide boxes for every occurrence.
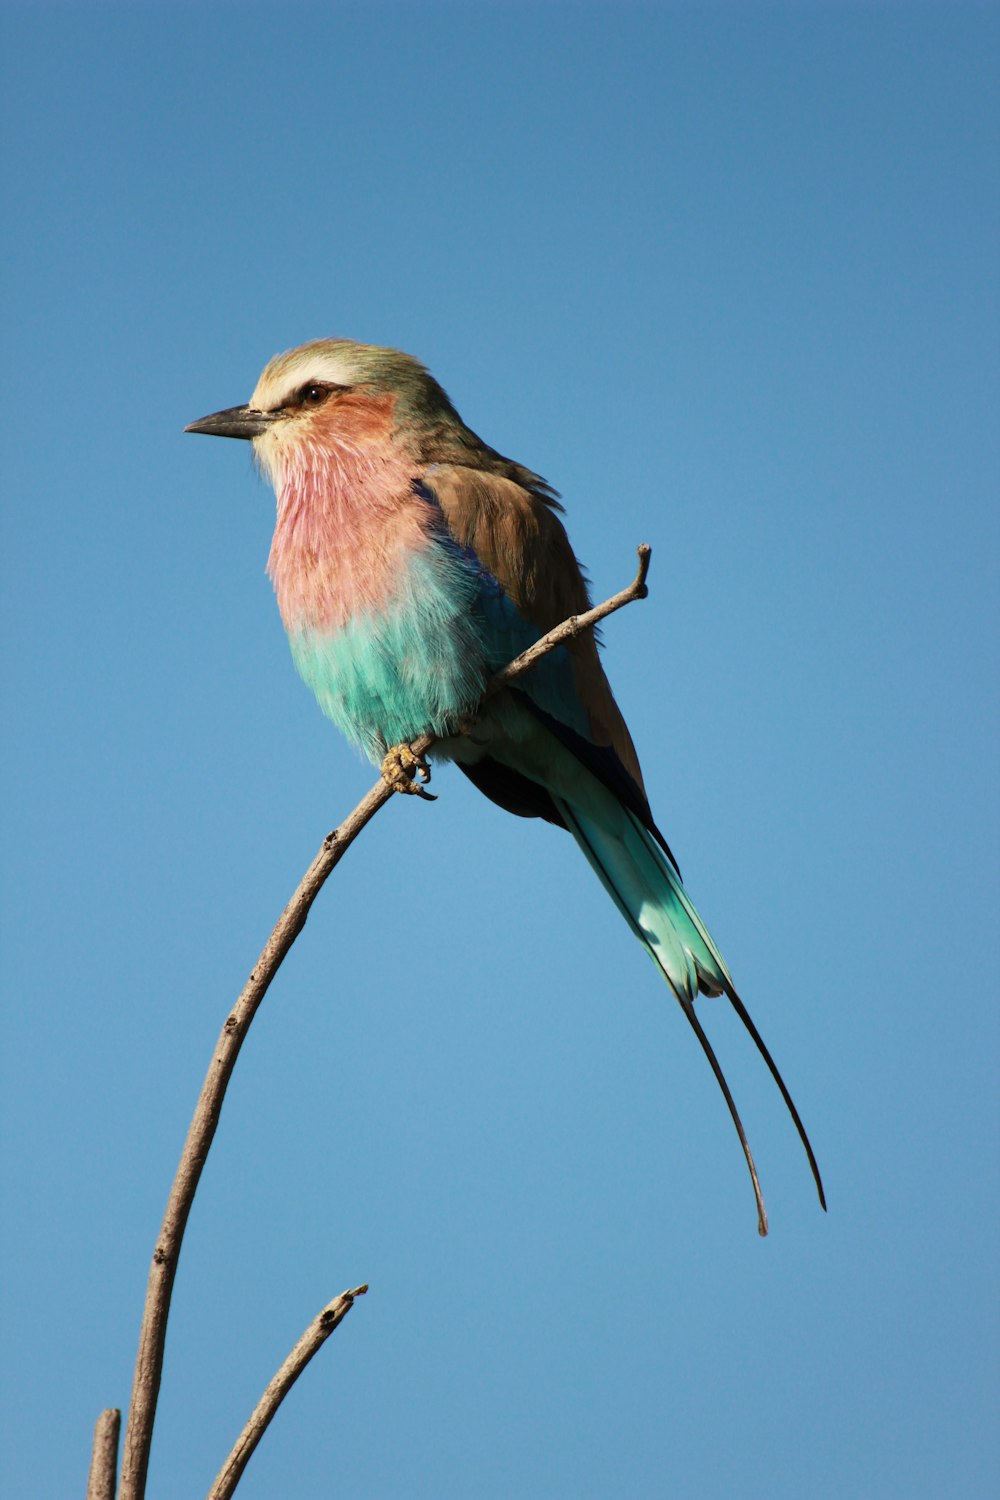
[186,338,825,1235]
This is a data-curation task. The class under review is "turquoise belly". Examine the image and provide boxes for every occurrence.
[288,548,490,761]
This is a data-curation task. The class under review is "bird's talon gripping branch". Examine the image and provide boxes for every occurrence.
[381,744,436,800]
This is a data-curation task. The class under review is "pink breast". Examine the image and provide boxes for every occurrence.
[266,412,430,634]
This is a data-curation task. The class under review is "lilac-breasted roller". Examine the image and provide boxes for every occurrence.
[187,338,825,1235]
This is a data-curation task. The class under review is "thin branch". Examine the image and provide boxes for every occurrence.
[117,783,391,1500]
[485,541,650,696]
[117,545,652,1500]
[86,1409,121,1500]
[206,1286,368,1500]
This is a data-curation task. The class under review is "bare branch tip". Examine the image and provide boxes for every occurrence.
[86,1408,121,1500]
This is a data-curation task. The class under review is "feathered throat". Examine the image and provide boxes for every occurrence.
[264,433,433,634]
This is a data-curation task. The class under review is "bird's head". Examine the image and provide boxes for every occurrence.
[185,338,463,489]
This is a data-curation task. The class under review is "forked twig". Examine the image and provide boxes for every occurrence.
[111,546,652,1500]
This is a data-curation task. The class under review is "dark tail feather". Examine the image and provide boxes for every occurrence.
[553,791,823,1233]
[725,984,827,1212]
[678,994,769,1237]
[557,797,770,1234]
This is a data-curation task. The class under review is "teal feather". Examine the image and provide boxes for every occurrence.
[289,544,488,759]
[551,794,730,1003]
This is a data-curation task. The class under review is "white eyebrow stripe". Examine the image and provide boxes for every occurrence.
[251,349,360,411]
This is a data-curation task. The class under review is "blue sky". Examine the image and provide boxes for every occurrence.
[1,4,997,1497]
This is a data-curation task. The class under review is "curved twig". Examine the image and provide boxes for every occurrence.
[116,546,652,1500]
[485,541,650,696]
[206,1286,368,1500]
[116,784,391,1500]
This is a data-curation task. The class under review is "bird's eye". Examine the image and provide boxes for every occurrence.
[301,383,328,405]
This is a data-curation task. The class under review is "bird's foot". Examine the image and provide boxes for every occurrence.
[381,743,436,801]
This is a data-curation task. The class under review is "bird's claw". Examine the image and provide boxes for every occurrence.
[381,744,436,800]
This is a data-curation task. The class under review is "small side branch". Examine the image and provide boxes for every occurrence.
[486,542,651,697]
[403,543,652,764]
[116,546,652,1500]
[86,1409,121,1500]
[206,1286,368,1500]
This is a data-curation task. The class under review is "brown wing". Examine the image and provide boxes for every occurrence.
[429,464,646,794]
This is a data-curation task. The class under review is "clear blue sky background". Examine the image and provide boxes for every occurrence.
[2,4,997,1497]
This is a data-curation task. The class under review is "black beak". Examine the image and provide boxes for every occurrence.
[184,404,280,440]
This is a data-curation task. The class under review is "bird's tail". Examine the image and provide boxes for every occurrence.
[551,793,825,1235]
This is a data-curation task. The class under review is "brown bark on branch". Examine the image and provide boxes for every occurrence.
[115,545,652,1500]
[484,541,650,696]
[206,1286,368,1500]
[86,1408,120,1500]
